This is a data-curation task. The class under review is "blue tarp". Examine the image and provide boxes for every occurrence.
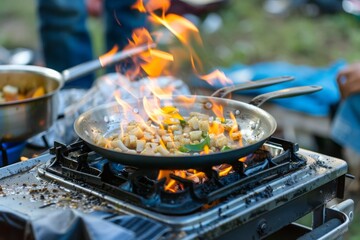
[193,60,347,116]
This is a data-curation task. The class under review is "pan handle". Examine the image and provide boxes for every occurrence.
[210,76,294,98]
[61,43,156,83]
[249,85,323,107]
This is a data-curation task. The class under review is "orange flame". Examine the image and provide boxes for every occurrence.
[187,171,206,182]
[208,98,225,122]
[150,13,200,45]
[157,170,178,193]
[209,121,224,135]
[229,112,239,139]
[199,69,233,86]
[147,80,175,98]
[158,169,208,192]
[228,112,247,162]
[142,96,184,129]
[142,96,162,126]
[124,28,174,78]
[141,49,174,77]
[131,0,147,12]
[176,95,197,105]
[105,0,258,194]
[149,12,203,74]
[239,157,247,163]
[128,0,204,78]
[148,49,174,61]
[99,45,119,67]
[132,0,171,14]
[218,165,233,177]
[113,90,135,138]
[114,91,133,112]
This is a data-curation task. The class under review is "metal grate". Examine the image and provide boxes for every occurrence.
[45,137,306,215]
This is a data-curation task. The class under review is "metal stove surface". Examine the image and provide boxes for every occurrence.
[0,147,350,239]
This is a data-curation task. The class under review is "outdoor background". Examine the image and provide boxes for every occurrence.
[1,0,360,239]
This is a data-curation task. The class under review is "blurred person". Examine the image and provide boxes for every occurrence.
[331,62,360,193]
[28,0,148,148]
[336,62,360,99]
[36,0,148,89]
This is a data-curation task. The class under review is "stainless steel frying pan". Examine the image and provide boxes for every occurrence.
[74,84,322,169]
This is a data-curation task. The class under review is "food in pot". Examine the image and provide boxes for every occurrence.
[93,106,244,156]
[0,84,45,103]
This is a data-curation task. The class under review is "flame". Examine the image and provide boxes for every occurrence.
[99,45,119,67]
[131,0,147,12]
[229,112,239,140]
[157,170,178,193]
[199,69,233,86]
[147,80,175,98]
[148,12,203,74]
[107,0,256,193]
[186,170,206,182]
[148,49,174,61]
[124,28,174,78]
[128,28,153,47]
[176,95,197,105]
[132,0,171,14]
[114,91,150,138]
[114,91,133,113]
[141,49,174,77]
[158,169,207,192]
[209,121,224,135]
[218,165,233,177]
[150,13,200,45]
[110,0,232,86]
[208,98,225,123]
[143,96,187,127]
[142,96,162,126]
[228,112,247,163]
[127,0,204,78]
[239,157,247,163]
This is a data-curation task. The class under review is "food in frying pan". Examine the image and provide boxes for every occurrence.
[0,84,45,103]
[93,106,244,156]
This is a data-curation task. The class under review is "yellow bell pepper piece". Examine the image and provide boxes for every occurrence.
[32,87,45,98]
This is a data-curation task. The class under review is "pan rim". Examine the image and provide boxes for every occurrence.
[74,95,277,166]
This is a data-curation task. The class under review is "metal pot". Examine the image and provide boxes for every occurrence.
[74,84,322,169]
[0,45,152,142]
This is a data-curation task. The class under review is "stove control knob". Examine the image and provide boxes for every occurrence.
[257,219,268,236]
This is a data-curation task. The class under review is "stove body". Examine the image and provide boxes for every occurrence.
[0,138,353,239]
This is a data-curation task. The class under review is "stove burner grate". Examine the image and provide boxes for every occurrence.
[45,137,306,215]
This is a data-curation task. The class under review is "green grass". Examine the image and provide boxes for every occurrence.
[0,0,37,49]
[195,0,360,69]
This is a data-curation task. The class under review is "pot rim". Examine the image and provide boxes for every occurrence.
[0,64,63,106]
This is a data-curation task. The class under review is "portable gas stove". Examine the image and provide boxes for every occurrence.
[0,137,354,239]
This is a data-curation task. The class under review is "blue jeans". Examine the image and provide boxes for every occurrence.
[37,0,148,88]
[331,94,360,155]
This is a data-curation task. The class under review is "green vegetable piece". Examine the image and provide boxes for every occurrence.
[183,135,211,152]
[220,146,232,152]
[178,146,191,153]
[180,119,187,127]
